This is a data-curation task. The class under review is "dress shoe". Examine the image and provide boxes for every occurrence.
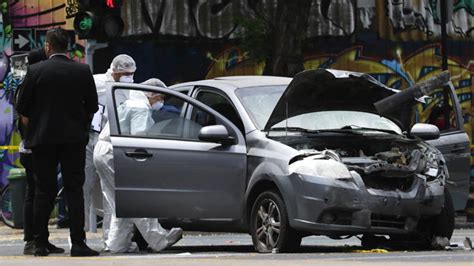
[23,241,35,255]
[56,219,69,229]
[47,242,65,254]
[34,246,49,256]
[70,243,99,257]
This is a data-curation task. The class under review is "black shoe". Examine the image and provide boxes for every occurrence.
[56,219,69,229]
[34,246,49,257]
[23,241,35,255]
[46,242,65,254]
[70,243,99,257]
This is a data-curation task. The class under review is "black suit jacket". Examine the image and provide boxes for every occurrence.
[16,55,98,148]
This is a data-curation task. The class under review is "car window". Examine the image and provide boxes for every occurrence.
[172,86,191,95]
[413,86,459,133]
[195,89,245,133]
[113,88,218,141]
[235,86,286,129]
[272,111,402,133]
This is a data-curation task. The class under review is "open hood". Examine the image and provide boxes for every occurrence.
[264,69,415,131]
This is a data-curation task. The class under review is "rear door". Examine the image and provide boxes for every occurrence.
[416,83,470,210]
[106,83,247,220]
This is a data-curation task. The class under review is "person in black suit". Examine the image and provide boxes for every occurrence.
[16,28,99,257]
[15,47,66,255]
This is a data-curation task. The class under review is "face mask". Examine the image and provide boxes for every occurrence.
[151,101,164,110]
[119,75,134,83]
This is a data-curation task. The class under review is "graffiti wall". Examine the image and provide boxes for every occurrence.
[0,0,84,187]
[124,0,474,39]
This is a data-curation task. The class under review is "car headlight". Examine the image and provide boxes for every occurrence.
[289,159,352,180]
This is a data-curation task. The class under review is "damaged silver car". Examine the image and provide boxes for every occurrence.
[106,69,469,252]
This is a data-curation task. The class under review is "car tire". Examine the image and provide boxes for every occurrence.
[250,190,301,253]
[389,187,455,250]
[430,187,455,239]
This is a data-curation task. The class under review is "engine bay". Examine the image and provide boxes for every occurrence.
[279,134,443,191]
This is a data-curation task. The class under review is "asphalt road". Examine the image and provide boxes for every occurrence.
[0,224,472,265]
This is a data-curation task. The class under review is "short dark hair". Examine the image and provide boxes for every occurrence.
[45,27,69,53]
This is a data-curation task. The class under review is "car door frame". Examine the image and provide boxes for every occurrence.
[188,86,246,131]
[426,82,470,210]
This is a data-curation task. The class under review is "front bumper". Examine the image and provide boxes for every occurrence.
[288,172,444,236]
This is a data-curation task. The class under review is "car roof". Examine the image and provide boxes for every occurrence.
[170,76,292,91]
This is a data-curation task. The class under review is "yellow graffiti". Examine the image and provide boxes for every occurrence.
[0,146,19,150]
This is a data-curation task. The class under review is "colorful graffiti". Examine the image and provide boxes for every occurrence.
[380,0,474,40]
[0,0,84,187]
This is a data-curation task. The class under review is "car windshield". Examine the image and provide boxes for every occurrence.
[272,111,402,134]
[235,85,286,129]
[236,86,401,134]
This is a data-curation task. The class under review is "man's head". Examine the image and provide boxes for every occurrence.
[142,79,167,110]
[45,28,69,57]
[110,54,136,83]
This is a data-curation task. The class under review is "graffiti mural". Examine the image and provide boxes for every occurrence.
[0,0,84,187]
[123,0,474,40]
[123,0,359,38]
[380,0,474,40]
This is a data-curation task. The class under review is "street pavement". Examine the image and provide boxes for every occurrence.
[0,223,472,265]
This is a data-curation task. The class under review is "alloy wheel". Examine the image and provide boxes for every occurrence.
[255,198,281,250]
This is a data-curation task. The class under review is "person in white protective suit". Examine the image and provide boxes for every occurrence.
[83,54,137,237]
[93,78,182,253]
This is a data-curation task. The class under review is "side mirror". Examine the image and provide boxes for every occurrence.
[198,125,235,144]
[409,123,440,140]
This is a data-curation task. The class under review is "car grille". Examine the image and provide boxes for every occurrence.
[362,174,415,192]
[371,214,405,229]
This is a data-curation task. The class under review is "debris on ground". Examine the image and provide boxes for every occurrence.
[431,236,450,250]
[445,237,473,251]
[352,249,389,253]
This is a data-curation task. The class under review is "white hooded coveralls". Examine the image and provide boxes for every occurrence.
[93,90,177,252]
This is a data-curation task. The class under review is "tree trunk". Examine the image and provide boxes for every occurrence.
[263,0,313,76]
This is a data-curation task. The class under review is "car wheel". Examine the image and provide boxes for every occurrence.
[250,190,301,253]
[389,188,455,250]
[430,187,455,239]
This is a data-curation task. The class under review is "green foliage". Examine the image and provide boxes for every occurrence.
[0,2,7,14]
[4,24,11,38]
[235,16,271,62]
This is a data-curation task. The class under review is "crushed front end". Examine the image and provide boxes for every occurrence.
[285,135,447,236]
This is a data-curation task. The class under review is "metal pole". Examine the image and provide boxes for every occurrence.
[85,40,108,73]
[440,0,448,71]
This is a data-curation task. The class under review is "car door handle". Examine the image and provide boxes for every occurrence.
[451,147,465,153]
[125,150,153,158]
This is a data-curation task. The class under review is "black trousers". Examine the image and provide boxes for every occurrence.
[32,142,86,246]
[20,153,34,242]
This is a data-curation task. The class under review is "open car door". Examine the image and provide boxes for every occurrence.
[375,73,470,210]
[105,83,247,222]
